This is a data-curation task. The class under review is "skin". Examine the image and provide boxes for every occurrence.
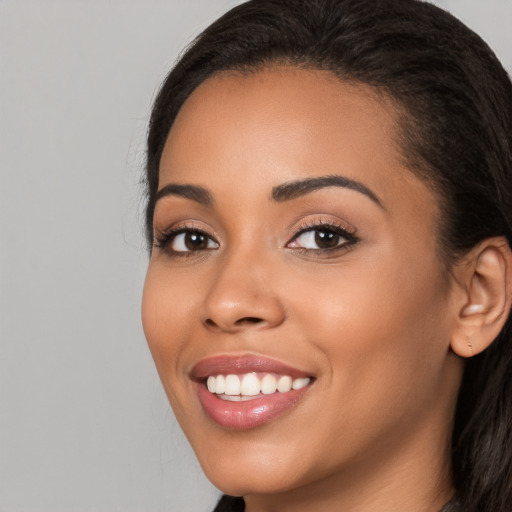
[142,67,466,512]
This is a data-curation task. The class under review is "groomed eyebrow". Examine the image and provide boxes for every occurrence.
[271,175,384,208]
[155,183,213,206]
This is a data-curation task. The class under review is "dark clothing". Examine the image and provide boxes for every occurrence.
[213,495,245,512]
[213,494,461,511]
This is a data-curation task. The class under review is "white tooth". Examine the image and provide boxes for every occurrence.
[215,375,225,395]
[240,373,260,396]
[292,377,310,390]
[207,376,216,393]
[219,394,255,401]
[224,374,241,395]
[277,375,292,393]
[261,374,277,394]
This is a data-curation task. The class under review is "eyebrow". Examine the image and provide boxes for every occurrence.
[154,175,383,209]
[155,183,213,206]
[271,175,384,208]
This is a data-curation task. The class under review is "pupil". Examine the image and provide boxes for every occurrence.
[185,231,207,250]
[314,230,339,249]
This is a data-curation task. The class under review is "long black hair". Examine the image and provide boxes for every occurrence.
[144,1,512,511]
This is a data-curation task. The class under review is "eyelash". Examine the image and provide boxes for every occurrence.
[153,220,359,257]
[288,220,359,255]
[154,224,218,257]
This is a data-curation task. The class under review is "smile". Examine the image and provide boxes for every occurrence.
[192,355,314,429]
[206,373,311,399]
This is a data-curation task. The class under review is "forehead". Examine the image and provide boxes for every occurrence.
[165,67,398,169]
[159,66,437,226]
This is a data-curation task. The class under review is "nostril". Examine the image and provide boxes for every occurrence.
[203,316,267,331]
[235,317,263,325]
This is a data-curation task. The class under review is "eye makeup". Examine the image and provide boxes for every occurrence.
[154,222,218,255]
[286,218,360,258]
[153,215,359,260]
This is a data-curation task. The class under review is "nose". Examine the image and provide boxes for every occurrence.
[201,253,285,333]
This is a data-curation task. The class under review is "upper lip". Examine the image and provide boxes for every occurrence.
[191,354,313,381]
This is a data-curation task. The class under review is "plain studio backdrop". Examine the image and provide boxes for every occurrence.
[0,1,511,511]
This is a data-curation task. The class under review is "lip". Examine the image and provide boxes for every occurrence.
[191,354,314,430]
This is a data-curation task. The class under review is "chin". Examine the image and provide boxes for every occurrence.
[204,465,301,498]
[193,438,312,497]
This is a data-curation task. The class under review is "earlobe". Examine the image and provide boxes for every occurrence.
[450,237,512,358]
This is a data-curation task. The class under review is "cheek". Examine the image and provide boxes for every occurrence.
[141,265,190,380]
[271,257,454,473]
[283,249,452,408]
[142,261,198,337]
[142,264,202,428]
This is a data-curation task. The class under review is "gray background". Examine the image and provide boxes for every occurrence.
[1,1,511,511]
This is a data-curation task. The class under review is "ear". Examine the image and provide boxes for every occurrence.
[450,237,512,358]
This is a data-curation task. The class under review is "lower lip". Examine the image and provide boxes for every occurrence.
[196,383,310,429]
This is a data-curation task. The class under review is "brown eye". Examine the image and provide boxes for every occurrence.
[185,232,208,250]
[289,228,350,251]
[170,230,219,252]
[314,230,341,249]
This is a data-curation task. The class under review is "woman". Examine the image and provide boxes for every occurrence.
[141,0,512,511]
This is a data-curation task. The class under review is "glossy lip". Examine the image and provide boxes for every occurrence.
[191,354,315,430]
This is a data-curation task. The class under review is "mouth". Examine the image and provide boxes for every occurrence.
[191,355,314,429]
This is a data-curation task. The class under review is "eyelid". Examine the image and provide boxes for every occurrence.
[153,222,219,252]
[153,216,358,256]
[285,217,360,253]
[287,216,358,240]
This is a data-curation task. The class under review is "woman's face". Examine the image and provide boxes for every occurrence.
[142,68,463,501]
